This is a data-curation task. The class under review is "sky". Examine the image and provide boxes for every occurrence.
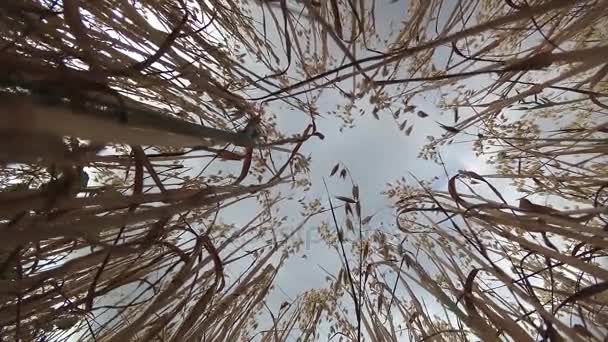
[211,0,501,307]
[194,0,533,337]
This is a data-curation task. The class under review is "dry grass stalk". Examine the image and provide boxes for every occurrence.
[1,0,608,341]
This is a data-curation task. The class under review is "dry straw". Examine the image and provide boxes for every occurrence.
[1,0,607,341]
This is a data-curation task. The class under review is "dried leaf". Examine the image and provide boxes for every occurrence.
[346,218,354,231]
[280,302,289,311]
[437,122,460,133]
[464,269,480,314]
[330,164,339,176]
[372,109,379,120]
[519,198,558,214]
[405,125,413,136]
[352,185,359,199]
[335,196,356,203]
[344,202,352,216]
